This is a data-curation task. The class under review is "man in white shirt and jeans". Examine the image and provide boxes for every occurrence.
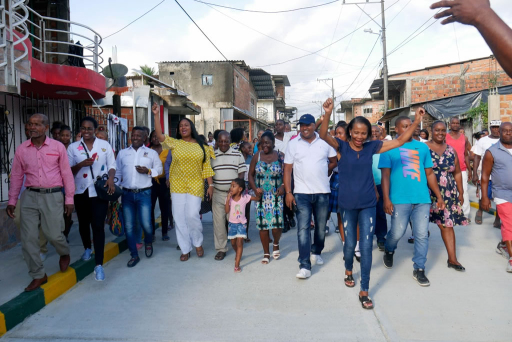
[473,120,501,228]
[284,114,337,279]
[116,127,162,268]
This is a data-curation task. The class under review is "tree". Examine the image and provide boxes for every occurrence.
[132,64,157,77]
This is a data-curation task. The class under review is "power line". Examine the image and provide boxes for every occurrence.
[204,4,364,68]
[321,2,344,71]
[174,0,228,60]
[387,0,412,26]
[192,0,340,14]
[104,0,166,39]
[387,11,441,57]
[453,23,461,62]
[335,2,366,72]
[255,0,399,68]
[335,35,382,99]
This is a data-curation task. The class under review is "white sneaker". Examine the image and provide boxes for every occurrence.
[496,242,510,259]
[40,252,47,262]
[507,258,512,273]
[296,268,311,279]
[311,254,324,265]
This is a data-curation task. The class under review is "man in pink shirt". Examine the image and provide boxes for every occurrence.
[7,114,75,292]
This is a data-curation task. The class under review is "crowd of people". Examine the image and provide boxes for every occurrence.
[7,97,511,311]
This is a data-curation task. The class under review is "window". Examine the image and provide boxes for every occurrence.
[363,105,373,117]
[202,74,213,86]
[250,98,255,114]
[235,75,239,88]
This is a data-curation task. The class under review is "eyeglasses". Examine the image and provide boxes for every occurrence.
[80,127,94,132]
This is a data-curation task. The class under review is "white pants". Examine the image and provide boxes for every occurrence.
[172,193,203,254]
[462,171,470,218]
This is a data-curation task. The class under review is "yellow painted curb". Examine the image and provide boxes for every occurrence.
[0,311,6,337]
[103,242,120,264]
[41,268,77,305]
[470,202,479,209]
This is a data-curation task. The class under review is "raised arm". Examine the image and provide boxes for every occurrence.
[152,102,165,143]
[319,98,339,151]
[378,108,425,154]
[431,0,512,77]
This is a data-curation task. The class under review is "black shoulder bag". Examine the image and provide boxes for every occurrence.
[81,142,122,202]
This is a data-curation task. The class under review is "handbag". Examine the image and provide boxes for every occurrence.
[108,201,124,236]
[81,142,122,202]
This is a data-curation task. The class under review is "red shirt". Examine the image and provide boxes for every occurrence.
[8,137,75,206]
[446,132,467,171]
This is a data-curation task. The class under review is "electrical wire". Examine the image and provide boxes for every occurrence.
[453,23,461,62]
[192,0,340,14]
[204,4,364,68]
[103,0,166,39]
[174,0,228,60]
[387,0,412,26]
[335,35,381,99]
[321,2,344,71]
[334,2,366,72]
[256,0,400,68]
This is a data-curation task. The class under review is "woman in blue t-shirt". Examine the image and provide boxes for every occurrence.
[318,98,425,310]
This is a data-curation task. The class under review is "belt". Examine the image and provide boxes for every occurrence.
[123,187,151,193]
[28,187,62,194]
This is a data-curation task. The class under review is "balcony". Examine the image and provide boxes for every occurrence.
[1,0,105,99]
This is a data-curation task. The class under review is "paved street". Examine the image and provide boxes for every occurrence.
[1,201,510,342]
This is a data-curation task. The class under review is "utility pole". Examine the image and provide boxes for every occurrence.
[318,78,335,122]
[344,0,389,113]
[381,0,389,113]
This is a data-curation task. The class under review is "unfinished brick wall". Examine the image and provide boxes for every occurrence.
[353,100,384,123]
[390,57,512,104]
[233,65,257,116]
[500,94,512,122]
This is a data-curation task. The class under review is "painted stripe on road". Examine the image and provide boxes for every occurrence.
[0,311,6,336]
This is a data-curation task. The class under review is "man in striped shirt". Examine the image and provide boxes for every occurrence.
[211,131,247,260]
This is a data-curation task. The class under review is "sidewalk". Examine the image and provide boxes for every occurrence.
[1,203,510,341]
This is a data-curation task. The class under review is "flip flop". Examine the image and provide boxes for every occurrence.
[475,211,483,225]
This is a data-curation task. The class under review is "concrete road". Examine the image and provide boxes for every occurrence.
[1,208,510,342]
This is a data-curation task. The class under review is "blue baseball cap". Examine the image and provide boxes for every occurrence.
[298,114,315,125]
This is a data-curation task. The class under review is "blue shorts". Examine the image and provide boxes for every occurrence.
[228,222,247,239]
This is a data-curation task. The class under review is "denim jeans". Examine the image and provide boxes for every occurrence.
[375,185,387,243]
[341,206,376,292]
[295,193,329,271]
[122,189,153,258]
[385,203,431,270]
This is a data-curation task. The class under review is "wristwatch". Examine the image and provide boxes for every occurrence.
[209,184,214,187]
[147,169,151,175]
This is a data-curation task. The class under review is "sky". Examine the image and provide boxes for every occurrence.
[71,0,512,116]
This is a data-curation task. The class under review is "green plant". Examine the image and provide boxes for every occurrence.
[466,102,488,128]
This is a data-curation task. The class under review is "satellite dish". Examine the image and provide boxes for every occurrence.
[102,63,128,79]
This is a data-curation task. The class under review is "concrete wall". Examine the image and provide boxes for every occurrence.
[257,100,274,123]
[233,65,257,117]
[158,62,235,135]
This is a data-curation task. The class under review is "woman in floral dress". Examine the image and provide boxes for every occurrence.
[248,132,284,264]
[426,121,468,272]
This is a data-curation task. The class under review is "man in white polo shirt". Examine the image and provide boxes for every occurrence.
[284,114,337,279]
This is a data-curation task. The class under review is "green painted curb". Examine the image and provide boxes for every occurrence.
[0,289,46,331]
[70,258,96,282]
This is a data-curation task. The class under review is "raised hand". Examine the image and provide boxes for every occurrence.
[323,98,334,116]
[430,0,491,26]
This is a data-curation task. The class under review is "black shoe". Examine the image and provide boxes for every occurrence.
[127,256,140,267]
[407,236,414,244]
[145,244,153,258]
[413,269,430,287]
[377,241,385,251]
[290,217,296,228]
[447,261,465,272]
[383,250,394,269]
[283,222,290,233]
[335,228,339,233]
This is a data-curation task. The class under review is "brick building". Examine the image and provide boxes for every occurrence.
[351,56,512,138]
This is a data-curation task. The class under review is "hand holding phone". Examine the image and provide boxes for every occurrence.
[91,152,98,161]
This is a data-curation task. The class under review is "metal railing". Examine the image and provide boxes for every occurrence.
[1,0,103,81]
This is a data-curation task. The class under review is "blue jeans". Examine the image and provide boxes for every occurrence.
[295,193,329,271]
[375,185,387,243]
[341,206,376,292]
[122,189,153,258]
[385,203,431,270]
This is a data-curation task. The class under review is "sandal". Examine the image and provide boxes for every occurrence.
[180,252,190,262]
[475,211,483,225]
[272,244,280,260]
[344,274,355,288]
[214,251,226,261]
[261,253,270,264]
[196,246,204,258]
[359,295,374,310]
[245,237,251,243]
[494,219,501,229]
[234,266,242,273]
